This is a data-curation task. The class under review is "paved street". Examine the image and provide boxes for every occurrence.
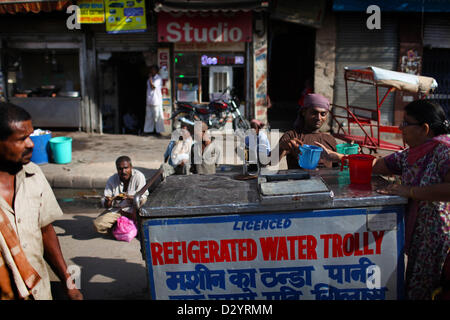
[49,192,149,300]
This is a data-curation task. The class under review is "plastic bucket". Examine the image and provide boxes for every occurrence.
[30,133,52,164]
[49,136,72,164]
[337,143,359,170]
[337,170,351,186]
[336,143,359,155]
[298,144,323,170]
[341,154,375,184]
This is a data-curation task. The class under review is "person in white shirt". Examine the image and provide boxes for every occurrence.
[160,124,193,178]
[93,156,148,234]
[245,119,271,172]
[245,119,271,156]
[144,65,164,136]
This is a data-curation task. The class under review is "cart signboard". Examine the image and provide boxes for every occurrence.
[142,207,404,300]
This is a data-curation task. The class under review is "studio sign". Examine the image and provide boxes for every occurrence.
[166,23,244,42]
[158,12,252,43]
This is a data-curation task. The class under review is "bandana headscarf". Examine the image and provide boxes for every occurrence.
[302,93,330,111]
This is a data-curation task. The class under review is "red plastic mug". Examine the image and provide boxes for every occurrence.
[340,154,375,184]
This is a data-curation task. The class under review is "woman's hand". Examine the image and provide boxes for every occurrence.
[315,142,342,162]
[376,183,410,198]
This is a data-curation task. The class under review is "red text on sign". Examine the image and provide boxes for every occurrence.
[259,235,317,261]
[320,231,384,258]
[150,238,257,266]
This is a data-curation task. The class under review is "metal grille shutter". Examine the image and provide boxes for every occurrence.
[333,13,398,124]
[424,15,450,49]
[423,48,450,119]
[95,31,157,52]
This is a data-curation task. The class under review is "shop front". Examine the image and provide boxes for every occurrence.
[172,48,246,105]
[4,38,83,129]
[156,8,267,129]
[0,5,89,130]
[94,30,157,134]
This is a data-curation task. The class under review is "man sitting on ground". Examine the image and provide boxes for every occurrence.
[93,156,148,234]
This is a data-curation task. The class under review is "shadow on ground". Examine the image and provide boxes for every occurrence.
[51,213,149,300]
[51,256,149,300]
[52,214,110,241]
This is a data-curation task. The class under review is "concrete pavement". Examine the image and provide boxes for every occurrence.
[50,212,149,300]
[39,131,171,189]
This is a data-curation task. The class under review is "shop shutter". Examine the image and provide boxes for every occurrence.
[423,48,450,119]
[424,15,450,49]
[5,34,82,49]
[423,15,450,118]
[95,31,157,52]
[333,13,398,124]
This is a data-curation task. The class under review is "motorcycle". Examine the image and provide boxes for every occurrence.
[170,88,250,131]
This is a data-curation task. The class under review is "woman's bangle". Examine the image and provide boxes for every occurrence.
[409,187,415,199]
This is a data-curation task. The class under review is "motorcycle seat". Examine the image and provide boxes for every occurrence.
[195,105,210,114]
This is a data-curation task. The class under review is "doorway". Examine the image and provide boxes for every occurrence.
[267,20,316,131]
[99,52,148,134]
[209,66,233,100]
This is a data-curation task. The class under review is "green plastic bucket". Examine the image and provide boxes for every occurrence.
[336,143,359,155]
[49,136,72,164]
[337,143,359,170]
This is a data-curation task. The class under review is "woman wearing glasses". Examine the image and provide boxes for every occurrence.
[317,100,450,299]
[371,100,450,300]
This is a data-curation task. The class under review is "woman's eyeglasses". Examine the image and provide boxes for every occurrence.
[399,120,423,128]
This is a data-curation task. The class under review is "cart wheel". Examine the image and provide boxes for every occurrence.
[360,147,375,155]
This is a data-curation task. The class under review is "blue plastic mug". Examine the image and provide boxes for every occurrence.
[298,144,323,170]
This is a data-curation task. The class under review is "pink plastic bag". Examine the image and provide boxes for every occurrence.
[112,216,137,242]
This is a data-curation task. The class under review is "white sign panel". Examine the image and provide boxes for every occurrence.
[142,207,404,300]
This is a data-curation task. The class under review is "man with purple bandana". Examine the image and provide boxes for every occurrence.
[278,93,338,169]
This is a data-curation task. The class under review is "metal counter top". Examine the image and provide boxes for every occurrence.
[139,168,407,218]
